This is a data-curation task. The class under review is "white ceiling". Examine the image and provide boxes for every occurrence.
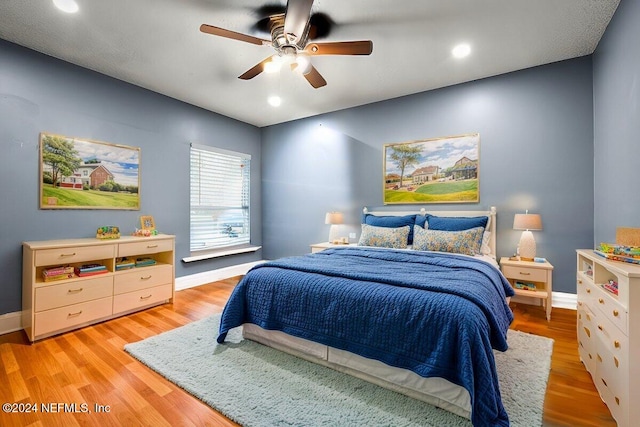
[0,0,620,127]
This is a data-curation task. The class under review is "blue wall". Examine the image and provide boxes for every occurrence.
[261,57,595,294]
[0,39,263,315]
[593,0,640,244]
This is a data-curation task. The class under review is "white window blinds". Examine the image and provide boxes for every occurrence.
[190,144,251,252]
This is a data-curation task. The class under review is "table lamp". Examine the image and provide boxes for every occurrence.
[513,211,542,261]
[325,212,344,243]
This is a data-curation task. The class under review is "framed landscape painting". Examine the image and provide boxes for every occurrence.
[383,133,480,204]
[39,133,141,210]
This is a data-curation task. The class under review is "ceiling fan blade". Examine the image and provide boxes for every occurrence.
[200,24,270,46]
[238,56,274,80]
[284,0,314,46]
[303,65,327,89]
[305,41,373,56]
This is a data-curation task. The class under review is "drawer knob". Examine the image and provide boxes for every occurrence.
[587,289,591,293]
[141,275,152,280]
[598,324,603,331]
[140,294,153,300]
[615,397,620,405]
[597,354,602,362]
[601,378,608,387]
[519,271,531,276]
[584,327,591,337]
[67,288,83,294]
[614,340,620,348]
[578,279,583,284]
[598,298,604,304]
[68,310,82,317]
[60,252,77,257]
[614,356,619,368]
[147,244,158,248]
[613,309,619,317]
[578,301,583,307]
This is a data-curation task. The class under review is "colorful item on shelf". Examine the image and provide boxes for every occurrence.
[74,263,108,277]
[135,257,157,267]
[96,226,121,239]
[132,228,159,237]
[602,280,618,296]
[115,257,136,271]
[595,243,640,265]
[42,265,74,282]
[514,281,537,291]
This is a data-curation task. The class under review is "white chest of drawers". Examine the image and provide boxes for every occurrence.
[22,235,175,342]
[576,249,640,426]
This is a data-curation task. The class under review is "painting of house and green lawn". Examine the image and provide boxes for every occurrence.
[39,133,140,210]
[383,133,479,204]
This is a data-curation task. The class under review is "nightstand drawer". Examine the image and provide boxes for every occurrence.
[502,265,547,283]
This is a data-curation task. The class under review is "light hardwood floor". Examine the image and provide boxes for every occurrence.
[0,277,615,427]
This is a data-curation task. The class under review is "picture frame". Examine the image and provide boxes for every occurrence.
[39,132,140,210]
[140,215,155,230]
[383,133,480,204]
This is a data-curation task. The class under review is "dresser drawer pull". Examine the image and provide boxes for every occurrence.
[140,275,152,280]
[598,324,603,331]
[67,288,83,294]
[60,252,77,257]
[613,309,619,317]
[587,288,591,293]
[601,378,608,387]
[147,244,158,249]
[586,314,591,321]
[614,357,619,368]
[598,298,604,304]
[597,354,602,362]
[578,301,583,307]
[67,310,83,317]
[614,340,620,348]
[584,327,591,337]
[615,397,620,405]
[588,353,592,359]
[139,294,153,300]
[578,279,583,284]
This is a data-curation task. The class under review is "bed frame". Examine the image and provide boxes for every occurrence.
[243,207,499,420]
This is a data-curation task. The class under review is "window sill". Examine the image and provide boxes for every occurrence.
[182,245,262,263]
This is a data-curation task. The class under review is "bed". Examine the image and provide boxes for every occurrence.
[217,207,515,426]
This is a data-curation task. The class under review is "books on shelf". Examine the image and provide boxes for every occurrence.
[115,257,136,271]
[596,243,640,265]
[74,263,108,277]
[135,257,157,267]
[602,280,619,296]
[42,265,74,282]
[514,281,537,291]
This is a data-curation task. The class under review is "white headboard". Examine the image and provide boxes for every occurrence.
[363,206,497,256]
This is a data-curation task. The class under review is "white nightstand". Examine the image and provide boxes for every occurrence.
[310,242,356,253]
[500,257,554,321]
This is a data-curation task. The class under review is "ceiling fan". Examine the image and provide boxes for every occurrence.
[200,0,373,89]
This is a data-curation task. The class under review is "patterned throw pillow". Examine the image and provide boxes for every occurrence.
[358,224,410,249]
[412,225,484,255]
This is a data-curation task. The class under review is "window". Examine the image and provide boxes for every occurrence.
[190,144,251,253]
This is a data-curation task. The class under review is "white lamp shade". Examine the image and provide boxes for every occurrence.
[325,212,344,225]
[513,213,542,231]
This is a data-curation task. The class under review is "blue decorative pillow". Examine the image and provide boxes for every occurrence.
[358,224,410,249]
[412,225,484,255]
[416,214,488,231]
[363,214,416,244]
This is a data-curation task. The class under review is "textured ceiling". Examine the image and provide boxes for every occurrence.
[0,0,620,127]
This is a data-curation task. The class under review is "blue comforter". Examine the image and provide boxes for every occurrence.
[218,247,515,426]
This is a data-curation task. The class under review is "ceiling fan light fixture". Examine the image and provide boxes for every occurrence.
[295,55,312,75]
[452,43,471,59]
[53,0,79,13]
[264,59,281,74]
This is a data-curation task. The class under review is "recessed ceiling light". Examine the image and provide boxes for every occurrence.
[53,0,79,13]
[267,96,282,107]
[452,43,471,59]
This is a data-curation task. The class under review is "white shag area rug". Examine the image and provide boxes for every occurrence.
[125,315,553,427]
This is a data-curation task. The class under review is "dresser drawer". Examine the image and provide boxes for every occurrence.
[113,283,172,314]
[34,297,112,338]
[577,305,597,374]
[118,239,173,257]
[35,275,113,312]
[593,290,627,335]
[501,265,547,283]
[113,264,173,294]
[34,244,116,267]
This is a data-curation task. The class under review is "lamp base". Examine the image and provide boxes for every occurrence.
[518,230,536,262]
[328,224,341,243]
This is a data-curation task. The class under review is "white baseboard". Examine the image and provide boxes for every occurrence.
[0,311,23,336]
[175,260,265,291]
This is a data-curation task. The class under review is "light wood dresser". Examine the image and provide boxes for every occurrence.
[576,249,640,426]
[22,235,175,342]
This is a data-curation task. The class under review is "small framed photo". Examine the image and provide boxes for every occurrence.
[140,215,155,230]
